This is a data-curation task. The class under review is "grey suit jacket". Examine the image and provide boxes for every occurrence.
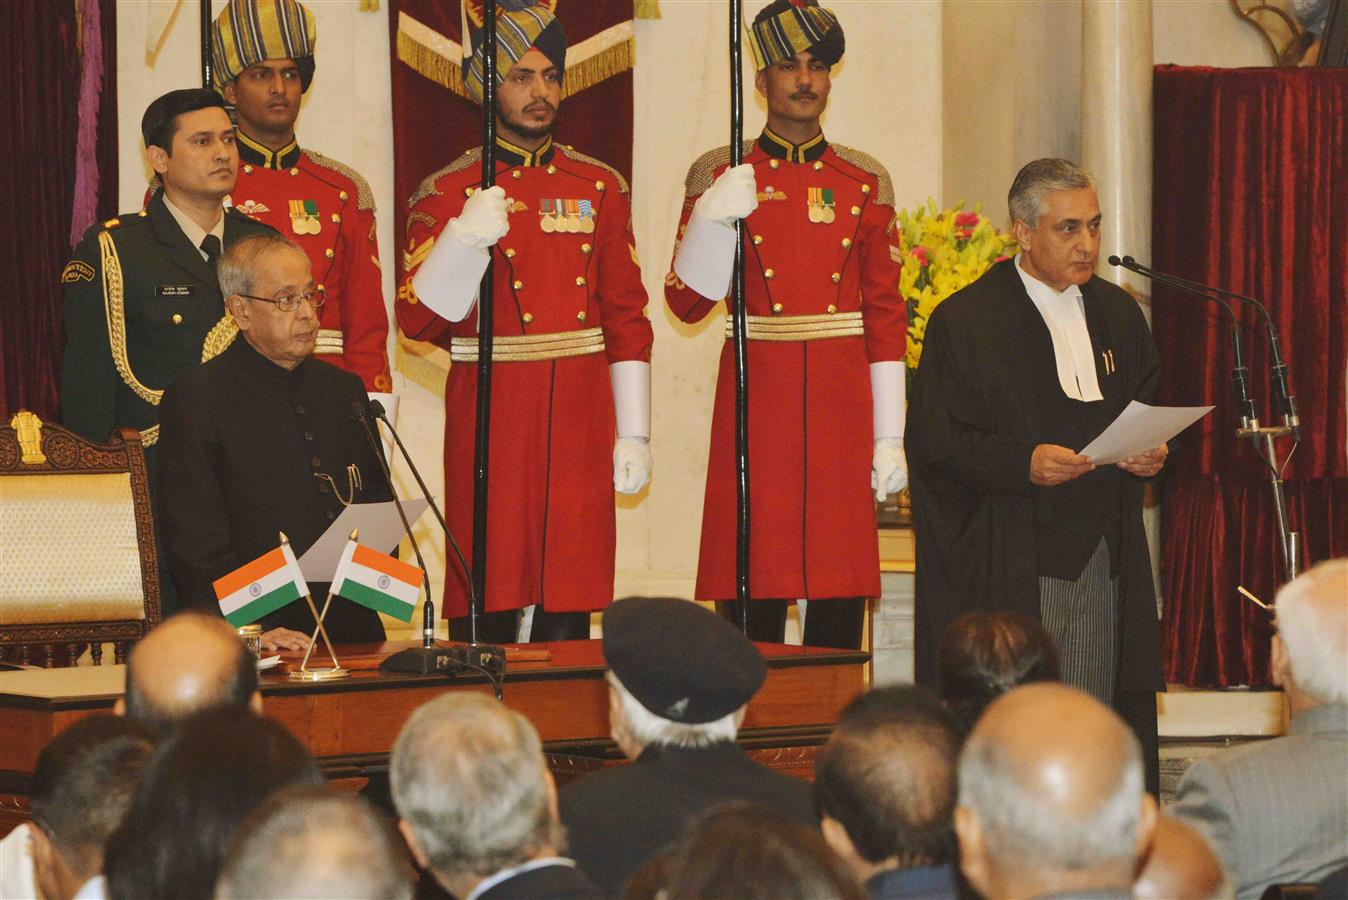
[1169,703,1348,899]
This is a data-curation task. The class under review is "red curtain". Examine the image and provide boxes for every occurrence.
[0,0,118,421]
[1153,66,1348,687]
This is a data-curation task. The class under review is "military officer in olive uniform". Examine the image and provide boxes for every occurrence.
[60,88,276,613]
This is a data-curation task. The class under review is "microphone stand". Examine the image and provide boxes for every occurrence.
[1111,255,1303,580]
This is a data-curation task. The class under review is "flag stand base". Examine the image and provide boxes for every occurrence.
[288,667,350,682]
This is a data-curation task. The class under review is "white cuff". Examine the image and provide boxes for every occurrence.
[673,215,736,301]
[410,230,490,323]
[870,360,907,440]
[610,360,651,439]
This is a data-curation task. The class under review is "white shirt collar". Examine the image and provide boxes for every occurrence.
[1015,253,1103,402]
[73,874,107,900]
[466,857,577,900]
[161,193,226,262]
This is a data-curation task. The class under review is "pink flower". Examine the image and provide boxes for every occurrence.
[955,211,980,227]
[909,246,930,266]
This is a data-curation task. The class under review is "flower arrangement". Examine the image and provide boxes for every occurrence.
[897,200,1018,370]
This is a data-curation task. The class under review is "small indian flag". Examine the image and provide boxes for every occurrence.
[331,540,422,622]
[213,544,308,627]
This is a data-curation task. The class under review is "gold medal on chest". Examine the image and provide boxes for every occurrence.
[289,199,321,235]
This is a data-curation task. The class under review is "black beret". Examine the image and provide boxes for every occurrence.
[141,89,228,150]
[602,597,766,725]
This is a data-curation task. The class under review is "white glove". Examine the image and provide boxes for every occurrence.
[611,361,651,494]
[873,437,908,501]
[693,164,759,226]
[614,437,652,494]
[673,165,758,301]
[870,361,908,501]
[448,185,510,249]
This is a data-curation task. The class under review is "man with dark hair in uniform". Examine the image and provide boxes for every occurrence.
[397,3,654,643]
[666,0,906,649]
[210,0,395,410]
[61,88,276,614]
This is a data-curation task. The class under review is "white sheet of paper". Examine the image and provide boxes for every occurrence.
[1079,401,1213,464]
[296,498,430,582]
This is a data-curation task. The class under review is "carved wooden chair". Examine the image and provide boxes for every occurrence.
[0,411,161,666]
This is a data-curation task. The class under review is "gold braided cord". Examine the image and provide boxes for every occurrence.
[304,150,376,212]
[684,141,756,199]
[201,316,239,362]
[725,311,865,342]
[407,149,481,210]
[313,327,345,354]
[555,145,630,195]
[98,231,162,406]
[450,327,605,362]
[140,424,159,447]
[829,144,896,207]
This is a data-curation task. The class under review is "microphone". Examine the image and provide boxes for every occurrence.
[363,399,505,680]
[350,401,435,648]
[1111,255,1298,433]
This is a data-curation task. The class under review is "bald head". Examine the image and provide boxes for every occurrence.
[956,684,1157,899]
[1273,559,1348,707]
[123,612,259,735]
[1134,815,1230,900]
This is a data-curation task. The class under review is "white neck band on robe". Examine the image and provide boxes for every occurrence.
[1015,253,1104,402]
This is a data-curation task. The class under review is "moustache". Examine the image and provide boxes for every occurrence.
[524,101,556,115]
[791,92,818,101]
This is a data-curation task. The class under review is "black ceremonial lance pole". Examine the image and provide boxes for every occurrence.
[729,0,751,632]
[470,0,500,646]
[199,0,213,89]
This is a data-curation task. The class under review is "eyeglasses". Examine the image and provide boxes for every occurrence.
[237,288,327,312]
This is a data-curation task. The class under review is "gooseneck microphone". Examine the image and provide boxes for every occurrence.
[351,401,435,648]
[1109,255,1298,434]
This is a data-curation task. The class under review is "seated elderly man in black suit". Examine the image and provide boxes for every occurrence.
[558,597,814,894]
[391,693,602,900]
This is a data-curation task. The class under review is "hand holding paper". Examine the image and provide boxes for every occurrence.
[1079,401,1213,466]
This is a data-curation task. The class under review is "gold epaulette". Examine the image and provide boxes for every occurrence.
[407,148,482,209]
[830,144,895,207]
[201,316,239,362]
[684,140,756,199]
[304,149,376,212]
[556,145,630,195]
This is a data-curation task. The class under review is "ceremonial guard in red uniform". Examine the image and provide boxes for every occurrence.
[397,4,653,642]
[211,0,394,401]
[666,0,906,649]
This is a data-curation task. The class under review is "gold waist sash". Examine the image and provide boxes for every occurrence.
[313,328,344,355]
[450,327,606,363]
[724,311,864,342]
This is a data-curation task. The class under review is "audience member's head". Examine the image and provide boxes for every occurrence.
[104,708,323,899]
[1272,558,1348,712]
[120,611,260,736]
[1133,815,1231,900]
[938,610,1060,737]
[28,716,156,900]
[601,596,765,759]
[955,683,1157,900]
[390,693,562,899]
[216,788,414,900]
[815,685,961,885]
[661,803,865,900]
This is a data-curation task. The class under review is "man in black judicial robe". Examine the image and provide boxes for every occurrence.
[157,233,391,649]
[906,159,1168,789]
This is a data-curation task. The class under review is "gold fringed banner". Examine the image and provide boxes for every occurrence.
[562,38,634,99]
[396,27,468,98]
[634,0,660,19]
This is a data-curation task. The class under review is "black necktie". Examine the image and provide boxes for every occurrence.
[200,234,222,266]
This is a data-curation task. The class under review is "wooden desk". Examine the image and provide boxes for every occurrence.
[0,639,867,832]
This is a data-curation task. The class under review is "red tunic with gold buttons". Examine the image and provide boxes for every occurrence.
[398,137,653,617]
[665,130,905,602]
[231,133,392,392]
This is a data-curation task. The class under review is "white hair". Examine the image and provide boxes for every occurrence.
[608,672,740,749]
[958,722,1143,871]
[1275,558,1348,705]
[390,694,559,880]
[1008,158,1096,228]
[217,232,306,299]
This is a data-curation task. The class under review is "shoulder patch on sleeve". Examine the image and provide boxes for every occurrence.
[408,148,483,210]
[62,260,96,283]
[555,145,630,195]
[303,149,376,212]
[684,140,755,199]
[830,144,895,207]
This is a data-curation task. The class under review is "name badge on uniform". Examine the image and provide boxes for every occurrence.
[156,285,194,298]
[807,188,836,224]
[289,199,321,235]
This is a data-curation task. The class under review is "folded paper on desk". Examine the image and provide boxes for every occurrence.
[296,499,430,582]
[1079,401,1213,465]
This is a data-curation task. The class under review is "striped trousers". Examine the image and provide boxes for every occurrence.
[1039,539,1119,705]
